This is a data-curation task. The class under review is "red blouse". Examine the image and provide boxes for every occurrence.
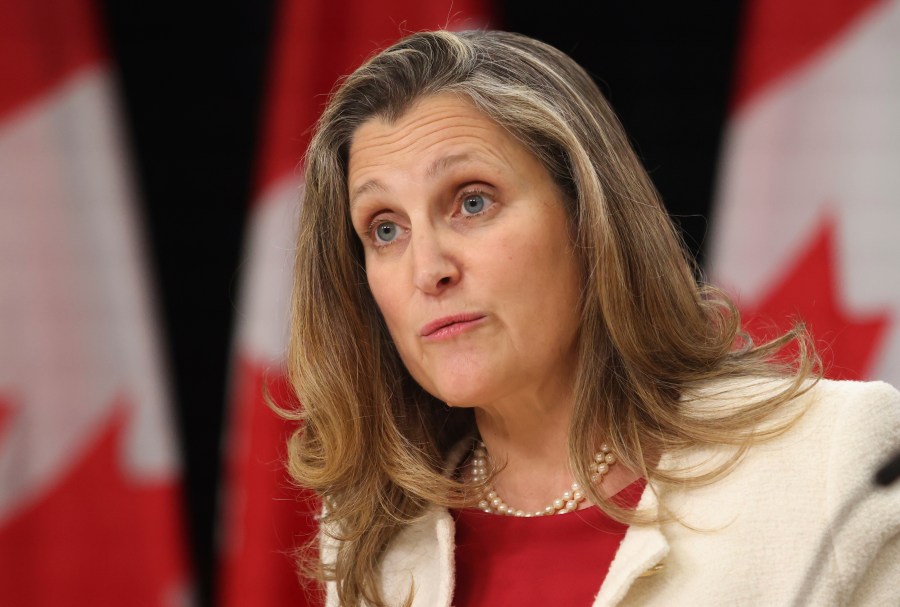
[451,479,645,606]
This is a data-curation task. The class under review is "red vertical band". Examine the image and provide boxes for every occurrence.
[252,0,489,201]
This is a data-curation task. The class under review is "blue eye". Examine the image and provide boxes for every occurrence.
[374,221,399,243]
[461,193,486,215]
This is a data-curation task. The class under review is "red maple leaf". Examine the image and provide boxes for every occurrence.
[0,399,190,606]
[741,218,889,380]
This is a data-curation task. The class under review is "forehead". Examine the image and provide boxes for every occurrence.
[347,93,533,194]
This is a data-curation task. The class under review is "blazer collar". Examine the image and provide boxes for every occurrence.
[380,473,669,607]
[593,483,668,606]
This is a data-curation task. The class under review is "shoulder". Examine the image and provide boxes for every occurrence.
[791,378,900,457]
[679,377,900,536]
[805,380,900,600]
[687,375,899,434]
[639,379,900,603]
[658,376,900,531]
[801,377,900,411]
[805,377,900,419]
[683,376,900,483]
[802,379,900,503]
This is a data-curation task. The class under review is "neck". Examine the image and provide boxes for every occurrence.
[469,384,641,512]
[473,386,576,512]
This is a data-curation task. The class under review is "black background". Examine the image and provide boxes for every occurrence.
[99,1,743,604]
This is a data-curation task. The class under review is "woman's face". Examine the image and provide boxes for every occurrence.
[347,93,583,409]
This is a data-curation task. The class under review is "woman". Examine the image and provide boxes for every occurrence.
[282,30,900,606]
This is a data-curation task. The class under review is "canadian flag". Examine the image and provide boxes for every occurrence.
[0,0,191,605]
[711,0,900,386]
[217,1,489,606]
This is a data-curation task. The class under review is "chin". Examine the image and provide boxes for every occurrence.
[400,349,507,407]
[423,373,502,409]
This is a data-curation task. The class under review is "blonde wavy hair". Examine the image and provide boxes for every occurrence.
[282,29,817,606]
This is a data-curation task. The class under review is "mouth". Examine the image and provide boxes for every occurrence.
[420,313,487,340]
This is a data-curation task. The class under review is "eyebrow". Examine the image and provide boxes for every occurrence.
[425,153,473,179]
[349,153,475,207]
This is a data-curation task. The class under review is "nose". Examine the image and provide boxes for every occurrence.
[410,226,461,295]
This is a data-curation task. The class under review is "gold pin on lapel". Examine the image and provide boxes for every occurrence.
[637,562,665,578]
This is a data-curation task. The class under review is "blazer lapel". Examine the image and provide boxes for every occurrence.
[593,484,669,607]
[378,507,456,607]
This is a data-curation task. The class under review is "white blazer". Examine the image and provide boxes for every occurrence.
[325,379,900,606]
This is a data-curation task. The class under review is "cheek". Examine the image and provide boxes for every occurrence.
[367,267,395,321]
[366,265,411,350]
[500,226,581,330]
[495,224,576,292]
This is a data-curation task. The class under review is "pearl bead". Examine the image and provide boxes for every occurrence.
[471,440,616,517]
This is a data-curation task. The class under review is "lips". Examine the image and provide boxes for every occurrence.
[420,312,486,338]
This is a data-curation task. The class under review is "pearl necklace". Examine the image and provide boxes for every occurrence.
[470,441,616,517]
